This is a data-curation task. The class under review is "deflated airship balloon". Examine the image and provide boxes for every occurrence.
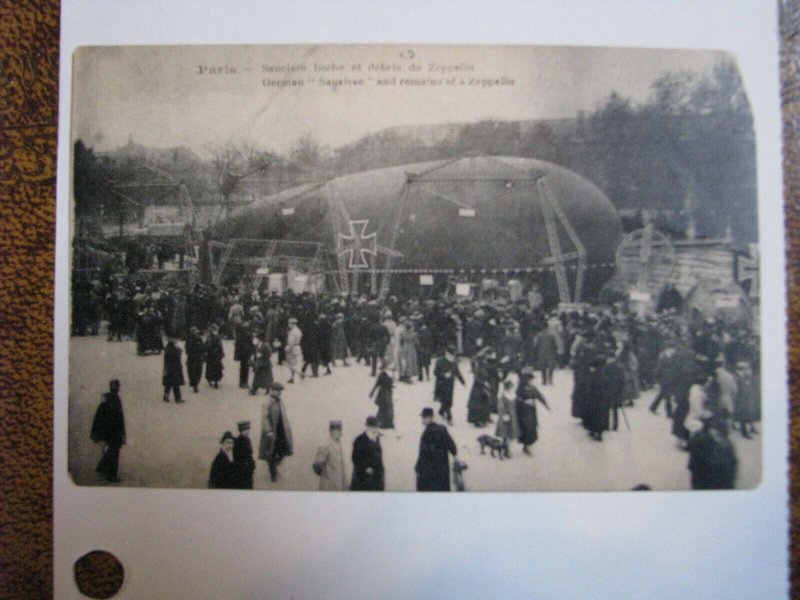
[217,155,622,303]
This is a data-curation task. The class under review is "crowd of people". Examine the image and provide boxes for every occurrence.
[82,270,761,491]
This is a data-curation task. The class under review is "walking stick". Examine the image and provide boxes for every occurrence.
[619,404,631,431]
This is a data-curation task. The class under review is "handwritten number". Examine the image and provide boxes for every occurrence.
[399,49,415,60]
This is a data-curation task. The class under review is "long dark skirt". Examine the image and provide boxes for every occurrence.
[375,390,394,429]
[187,358,204,387]
[466,384,492,426]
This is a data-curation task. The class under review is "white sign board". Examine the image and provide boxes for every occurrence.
[419,274,434,286]
[455,283,472,297]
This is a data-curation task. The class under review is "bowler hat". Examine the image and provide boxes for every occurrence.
[269,382,284,392]
[237,420,251,432]
[365,416,379,427]
[420,407,435,418]
[329,420,343,431]
[220,431,235,444]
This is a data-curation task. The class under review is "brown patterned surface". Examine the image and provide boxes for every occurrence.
[0,2,797,599]
[783,1,800,596]
[0,1,59,599]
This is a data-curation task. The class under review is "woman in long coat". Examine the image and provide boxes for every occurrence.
[532,328,559,385]
[467,348,496,427]
[496,375,520,457]
[516,369,549,453]
[204,324,225,387]
[249,336,273,394]
[399,320,420,383]
[331,313,349,366]
[370,365,395,429]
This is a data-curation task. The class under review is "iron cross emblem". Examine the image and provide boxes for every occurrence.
[338,220,377,269]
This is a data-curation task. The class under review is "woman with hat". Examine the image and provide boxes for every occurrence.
[208,431,238,489]
[370,361,395,429]
[204,323,225,388]
[249,333,274,395]
[331,312,349,366]
[399,318,420,383]
[516,367,550,454]
[495,375,520,458]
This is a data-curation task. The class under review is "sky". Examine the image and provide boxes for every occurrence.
[72,44,730,156]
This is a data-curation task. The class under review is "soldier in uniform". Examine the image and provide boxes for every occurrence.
[259,382,293,482]
[233,420,256,489]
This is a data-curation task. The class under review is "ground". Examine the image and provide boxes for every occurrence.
[68,336,761,491]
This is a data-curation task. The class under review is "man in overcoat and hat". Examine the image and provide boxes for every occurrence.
[258,382,293,482]
[433,346,465,424]
[350,416,385,491]
[415,407,458,491]
[91,379,126,482]
[313,420,347,491]
[162,334,185,403]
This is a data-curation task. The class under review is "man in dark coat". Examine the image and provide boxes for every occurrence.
[433,346,465,424]
[234,321,255,388]
[185,327,205,393]
[91,379,126,482]
[415,407,457,491]
[233,420,256,489]
[208,431,238,489]
[350,416,385,491]
[688,416,737,489]
[163,335,185,403]
[317,313,334,375]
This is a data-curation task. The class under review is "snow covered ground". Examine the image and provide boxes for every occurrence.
[68,336,761,491]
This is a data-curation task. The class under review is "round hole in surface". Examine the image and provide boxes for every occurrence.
[74,550,124,598]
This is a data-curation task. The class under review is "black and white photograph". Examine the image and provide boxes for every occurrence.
[68,43,761,492]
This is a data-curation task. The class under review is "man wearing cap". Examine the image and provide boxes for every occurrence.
[90,379,126,483]
[313,421,347,491]
[415,407,457,491]
[433,346,465,424]
[208,431,238,489]
[259,382,293,482]
[233,421,256,489]
[350,416,385,491]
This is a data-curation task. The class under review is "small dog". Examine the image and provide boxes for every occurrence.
[477,434,508,459]
[452,459,468,492]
